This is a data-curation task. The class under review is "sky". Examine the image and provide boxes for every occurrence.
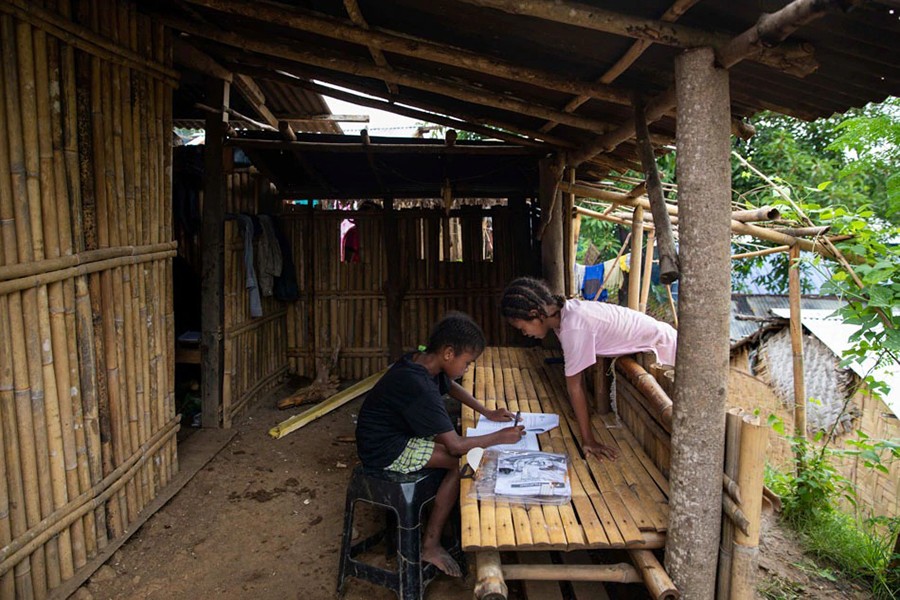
[321,85,439,137]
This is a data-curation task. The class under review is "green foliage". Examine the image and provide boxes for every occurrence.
[765,418,900,598]
[575,215,620,263]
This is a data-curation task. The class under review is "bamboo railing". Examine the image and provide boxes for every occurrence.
[0,1,175,597]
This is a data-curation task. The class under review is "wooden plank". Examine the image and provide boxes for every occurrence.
[461,359,481,549]
[602,411,670,495]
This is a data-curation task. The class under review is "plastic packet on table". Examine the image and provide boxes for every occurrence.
[467,449,571,506]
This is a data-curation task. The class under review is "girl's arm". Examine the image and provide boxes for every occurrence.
[448,379,515,422]
[566,372,619,460]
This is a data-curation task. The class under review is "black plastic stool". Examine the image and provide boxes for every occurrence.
[337,465,462,599]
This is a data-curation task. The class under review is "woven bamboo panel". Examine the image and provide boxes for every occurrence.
[282,205,530,379]
[0,1,176,596]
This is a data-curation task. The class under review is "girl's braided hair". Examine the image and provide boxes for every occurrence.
[425,311,486,355]
[500,277,564,321]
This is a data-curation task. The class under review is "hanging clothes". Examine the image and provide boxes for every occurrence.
[257,214,283,297]
[272,215,300,302]
[235,214,263,318]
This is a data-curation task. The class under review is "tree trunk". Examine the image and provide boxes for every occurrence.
[664,47,731,599]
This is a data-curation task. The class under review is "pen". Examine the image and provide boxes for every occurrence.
[514,410,521,426]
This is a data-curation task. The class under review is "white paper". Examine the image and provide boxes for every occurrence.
[470,412,559,435]
[493,451,571,498]
[465,427,539,451]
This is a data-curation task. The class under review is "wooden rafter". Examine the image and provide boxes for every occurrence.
[539,0,700,134]
[179,0,632,105]
[569,0,840,167]
[233,73,278,128]
[164,14,618,134]
[456,0,818,76]
[223,61,557,149]
[342,0,398,95]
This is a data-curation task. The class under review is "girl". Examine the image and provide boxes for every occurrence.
[500,277,677,460]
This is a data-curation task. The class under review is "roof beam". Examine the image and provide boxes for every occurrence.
[233,73,278,128]
[569,0,840,167]
[539,0,700,134]
[164,15,617,134]
[180,0,632,104]
[173,37,232,81]
[456,0,818,76]
[224,61,557,148]
[342,0,398,95]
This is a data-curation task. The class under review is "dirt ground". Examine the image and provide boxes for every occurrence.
[76,382,874,600]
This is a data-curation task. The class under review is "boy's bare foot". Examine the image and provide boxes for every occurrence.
[422,545,462,577]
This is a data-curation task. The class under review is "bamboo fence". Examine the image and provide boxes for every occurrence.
[221,169,288,426]
[0,1,175,597]
[281,203,531,379]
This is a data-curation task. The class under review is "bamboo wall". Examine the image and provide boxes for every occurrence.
[729,367,900,520]
[222,170,288,426]
[282,203,532,379]
[0,1,175,598]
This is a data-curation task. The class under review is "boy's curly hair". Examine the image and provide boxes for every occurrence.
[425,311,485,356]
[500,277,564,321]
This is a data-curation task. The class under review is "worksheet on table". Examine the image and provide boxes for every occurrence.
[469,412,559,435]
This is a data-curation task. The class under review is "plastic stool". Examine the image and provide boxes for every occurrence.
[337,465,463,599]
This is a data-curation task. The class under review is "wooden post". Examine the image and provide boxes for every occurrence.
[665,47,731,599]
[593,357,611,414]
[383,197,402,361]
[564,167,576,297]
[627,206,643,309]
[200,77,229,429]
[538,156,565,295]
[788,243,806,441]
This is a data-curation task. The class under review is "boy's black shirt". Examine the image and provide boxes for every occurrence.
[356,353,455,469]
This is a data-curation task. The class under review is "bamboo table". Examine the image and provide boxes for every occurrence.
[460,347,678,600]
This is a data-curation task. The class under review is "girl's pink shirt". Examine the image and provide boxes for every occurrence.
[555,299,677,377]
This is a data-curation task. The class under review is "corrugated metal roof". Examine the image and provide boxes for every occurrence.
[730,294,844,345]
[771,308,900,418]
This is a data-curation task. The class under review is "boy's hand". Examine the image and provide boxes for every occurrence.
[583,440,618,461]
[497,425,525,444]
[484,408,515,422]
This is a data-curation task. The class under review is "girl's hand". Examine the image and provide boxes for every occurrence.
[584,440,619,461]
[484,408,515,422]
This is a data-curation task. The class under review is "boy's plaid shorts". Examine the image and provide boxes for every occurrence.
[386,436,435,474]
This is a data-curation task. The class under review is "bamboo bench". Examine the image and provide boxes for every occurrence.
[460,347,678,600]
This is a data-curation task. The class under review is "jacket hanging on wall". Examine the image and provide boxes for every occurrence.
[257,215,283,297]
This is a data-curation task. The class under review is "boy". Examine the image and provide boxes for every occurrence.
[356,312,525,576]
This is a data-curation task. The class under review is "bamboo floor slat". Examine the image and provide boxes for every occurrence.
[462,347,669,553]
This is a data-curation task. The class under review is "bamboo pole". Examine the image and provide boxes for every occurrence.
[616,357,673,432]
[474,550,507,600]
[269,367,388,439]
[16,11,66,591]
[0,17,33,597]
[788,244,806,441]
[729,414,766,600]
[665,284,677,329]
[731,206,780,223]
[639,229,655,313]
[717,408,743,600]
[629,549,680,599]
